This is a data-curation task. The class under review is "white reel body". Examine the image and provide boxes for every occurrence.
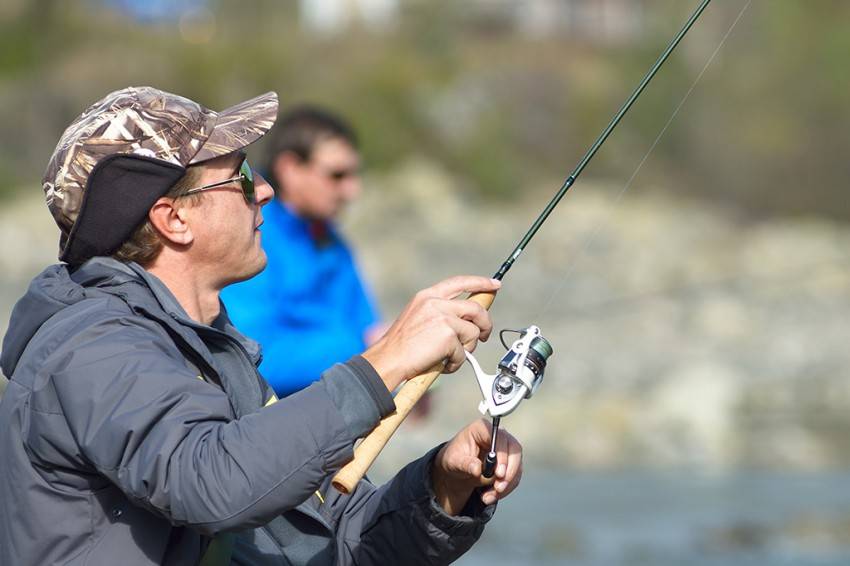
[465,325,551,418]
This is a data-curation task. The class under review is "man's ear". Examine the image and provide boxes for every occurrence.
[148,197,194,246]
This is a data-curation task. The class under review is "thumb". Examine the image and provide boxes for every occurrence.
[462,457,483,478]
[468,418,497,448]
[461,456,495,487]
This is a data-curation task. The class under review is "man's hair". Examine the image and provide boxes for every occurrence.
[112,166,204,266]
[265,105,358,181]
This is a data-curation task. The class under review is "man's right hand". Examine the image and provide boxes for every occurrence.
[361,275,500,392]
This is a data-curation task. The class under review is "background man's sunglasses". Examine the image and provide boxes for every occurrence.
[322,168,359,182]
[185,159,256,203]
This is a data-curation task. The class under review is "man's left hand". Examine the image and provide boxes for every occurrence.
[431,419,523,516]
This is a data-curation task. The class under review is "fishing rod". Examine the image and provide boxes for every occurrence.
[333,0,715,494]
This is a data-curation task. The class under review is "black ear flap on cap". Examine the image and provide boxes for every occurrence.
[60,154,186,265]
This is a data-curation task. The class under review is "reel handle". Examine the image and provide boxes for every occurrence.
[482,452,498,479]
[482,415,501,479]
[332,290,497,494]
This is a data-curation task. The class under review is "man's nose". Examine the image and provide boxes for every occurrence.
[340,176,362,202]
[254,172,275,206]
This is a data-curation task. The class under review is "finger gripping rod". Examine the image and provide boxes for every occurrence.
[331,0,713,494]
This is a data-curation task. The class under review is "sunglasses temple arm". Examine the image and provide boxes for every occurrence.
[185,175,244,196]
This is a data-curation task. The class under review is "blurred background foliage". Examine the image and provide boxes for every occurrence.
[0,0,848,219]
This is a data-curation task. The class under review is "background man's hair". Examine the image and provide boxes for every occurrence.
[112,166,204,266]
[265,105,358,176]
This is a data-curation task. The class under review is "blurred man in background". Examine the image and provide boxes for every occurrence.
[0,86,521,565]
[222,106,432,416]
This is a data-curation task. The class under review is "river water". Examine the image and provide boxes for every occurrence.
[456,469,850,566]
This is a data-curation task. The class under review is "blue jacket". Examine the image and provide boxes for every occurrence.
[222,199,379,396]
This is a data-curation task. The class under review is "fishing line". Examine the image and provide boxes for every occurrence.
[532,0,753,320]
[333,0,755,494]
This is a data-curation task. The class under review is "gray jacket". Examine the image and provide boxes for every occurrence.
[0,258,492,565]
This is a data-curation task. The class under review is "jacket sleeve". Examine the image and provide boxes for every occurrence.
[29,302,387,535]
[323,446,495,566]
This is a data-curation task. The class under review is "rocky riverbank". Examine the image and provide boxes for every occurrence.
[2,159,849,471]
[344,158,850,474]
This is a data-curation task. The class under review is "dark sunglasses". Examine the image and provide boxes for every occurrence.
[185,159,256,203]
[324,168,359,182]
[312,164,360,182]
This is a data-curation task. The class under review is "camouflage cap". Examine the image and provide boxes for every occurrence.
[43,86,278,261]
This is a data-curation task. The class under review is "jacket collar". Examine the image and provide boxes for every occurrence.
[73,257,262,362]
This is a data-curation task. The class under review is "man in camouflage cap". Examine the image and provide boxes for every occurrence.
[43,86,278,264]
[0,86,522,565]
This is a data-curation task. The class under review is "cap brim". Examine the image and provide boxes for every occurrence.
[189,91,279,164]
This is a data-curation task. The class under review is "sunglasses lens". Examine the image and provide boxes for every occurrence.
[327,168,358,182]
[240,160,255,203]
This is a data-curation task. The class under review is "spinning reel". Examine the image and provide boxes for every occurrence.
[465,325,553,477]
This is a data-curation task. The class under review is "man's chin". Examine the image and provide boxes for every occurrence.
[229,253,268,286]
[249,252,269,278]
